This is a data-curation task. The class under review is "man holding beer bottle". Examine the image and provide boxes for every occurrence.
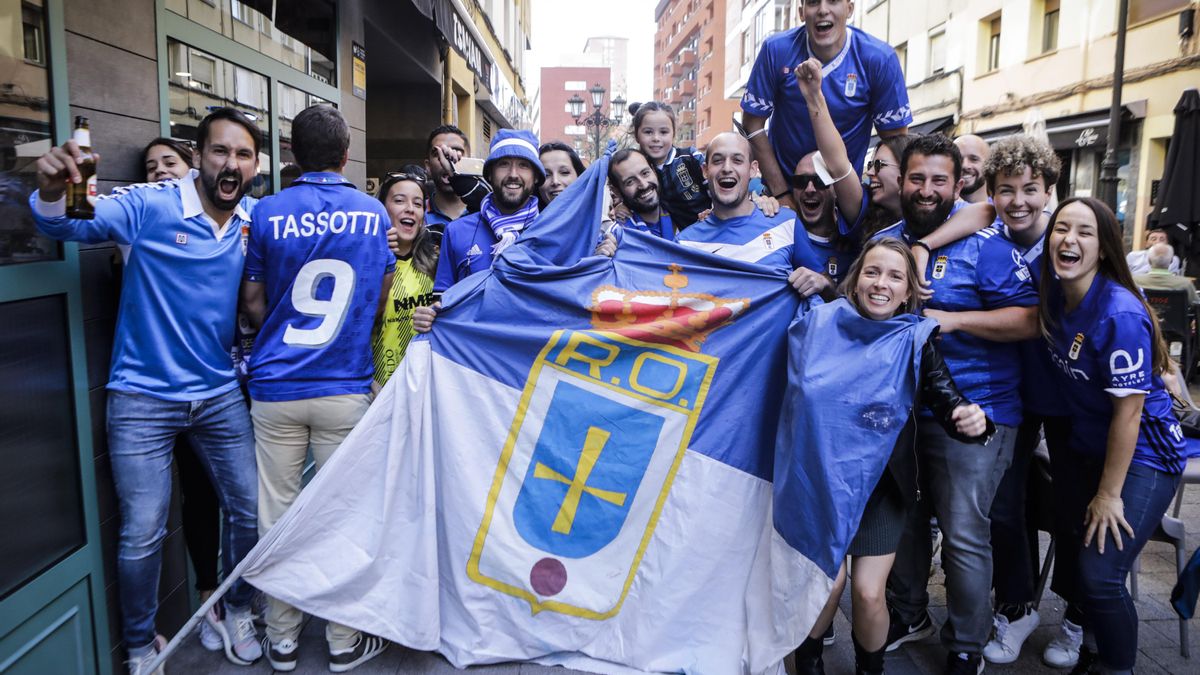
[31,108,264,673]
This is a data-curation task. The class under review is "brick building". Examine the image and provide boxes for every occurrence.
[653,0,740,148]
[539,66,612,160]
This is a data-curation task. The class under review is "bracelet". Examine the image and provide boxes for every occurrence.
[912,239,932,253]
[744,127,768,141]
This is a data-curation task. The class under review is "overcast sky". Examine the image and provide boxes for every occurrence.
[525,0,657,106]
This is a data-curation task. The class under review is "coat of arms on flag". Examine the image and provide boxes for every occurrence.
[468,265,748,618]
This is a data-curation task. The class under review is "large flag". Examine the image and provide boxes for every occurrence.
[239,150,930,674]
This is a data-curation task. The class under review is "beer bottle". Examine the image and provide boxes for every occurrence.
[66,116,97,219]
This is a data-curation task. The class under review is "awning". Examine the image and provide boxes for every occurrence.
[978,102,1147,151]
[869,115,954,147]
[909,115,955,136]
[243,0,337,63]
[433,0,493,88]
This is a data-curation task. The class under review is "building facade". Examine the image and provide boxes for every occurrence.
[584,36,629,100]
[723,0,796,105]
[0,1,530,673]
[858,0,1200,242]
[653,0,741,147]
[539,66,613,160]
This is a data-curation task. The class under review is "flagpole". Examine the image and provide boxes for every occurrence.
[140,554,255,673]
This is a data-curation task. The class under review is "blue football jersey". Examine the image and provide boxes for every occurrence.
[1000,224,1069,417]
[874,222,1038,425]
[741,26,911,177]
[244,172,395,402]
[676,206,823,272]
[1045,275,1185,474]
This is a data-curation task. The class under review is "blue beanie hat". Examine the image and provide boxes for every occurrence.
[483,128,546,185]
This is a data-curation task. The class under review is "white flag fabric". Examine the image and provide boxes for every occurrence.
[238,151,919,674]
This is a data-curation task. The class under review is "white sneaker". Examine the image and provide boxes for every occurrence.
[983,608,1039,664]
[196,617,222,652]
[126,635,167,675]
[205,603,263,666]
[1042,618,1083,668]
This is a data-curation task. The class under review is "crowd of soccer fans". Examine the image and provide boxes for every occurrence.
[28,1,1194,674]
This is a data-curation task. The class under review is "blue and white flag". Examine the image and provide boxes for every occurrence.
[238,151,910,674]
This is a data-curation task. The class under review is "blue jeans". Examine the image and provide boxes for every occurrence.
[1057,449,1180,672]
[887,421,1017,654]
[108,388,258,650]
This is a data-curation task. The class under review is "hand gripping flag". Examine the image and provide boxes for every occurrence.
[237,146,927,674]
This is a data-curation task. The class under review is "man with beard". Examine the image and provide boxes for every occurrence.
[676,132,828,297]
[608,148,673,239]
[424,124,471,232]
[239,105,393,672]
[954,135,990,205]
[871,134,1039,675]
[430,129,545,293]
[415,130,615,333]
[31,108,264,671]
[740,0,910,210]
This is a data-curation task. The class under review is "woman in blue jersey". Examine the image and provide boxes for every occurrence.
[794,237,993,675]
[1038,197,1185,674]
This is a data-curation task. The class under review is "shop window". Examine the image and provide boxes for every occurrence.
[277,82,331,190]
[165,0,336,86]
[0,295,84,598]
[167,39,273,197]
[0,1,57,265]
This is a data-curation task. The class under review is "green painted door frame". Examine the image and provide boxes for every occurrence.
[153,0,342,193]
[0,0,112,673]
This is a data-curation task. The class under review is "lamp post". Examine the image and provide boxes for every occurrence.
[1098,0,1129,220]
[568,83,626,162]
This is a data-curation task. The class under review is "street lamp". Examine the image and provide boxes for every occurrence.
[571,83,626,162]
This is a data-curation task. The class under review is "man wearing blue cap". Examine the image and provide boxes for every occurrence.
[432,129,545,292]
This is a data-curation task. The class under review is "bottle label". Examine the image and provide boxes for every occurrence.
[86,175,97,206]
[72,128,91,148]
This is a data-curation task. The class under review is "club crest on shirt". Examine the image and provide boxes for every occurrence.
[762,231,774,250]
[175,233,188,245]
[932,256,949,280]
[1069,333,1085,360]
[826,257,838,277]
[241,224,250,254]
[1011,249,1031,282]
[844,74,858,98]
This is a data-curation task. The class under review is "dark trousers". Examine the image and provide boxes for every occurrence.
[1054,448,1180,672]
[990,414,1070,605]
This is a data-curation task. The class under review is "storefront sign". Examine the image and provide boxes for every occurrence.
[434,0,492,86]
[352,43,366,99]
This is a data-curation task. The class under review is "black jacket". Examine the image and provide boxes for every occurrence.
[887,339,996,503]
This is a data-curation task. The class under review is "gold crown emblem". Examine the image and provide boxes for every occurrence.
[589,264,750,352]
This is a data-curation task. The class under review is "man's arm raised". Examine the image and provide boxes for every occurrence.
[796,58,864,225]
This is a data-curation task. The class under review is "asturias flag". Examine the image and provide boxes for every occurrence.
[238,149,925,674]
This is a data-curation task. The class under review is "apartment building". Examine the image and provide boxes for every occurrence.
[653,0,741,147]
[860,0,1199,241]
